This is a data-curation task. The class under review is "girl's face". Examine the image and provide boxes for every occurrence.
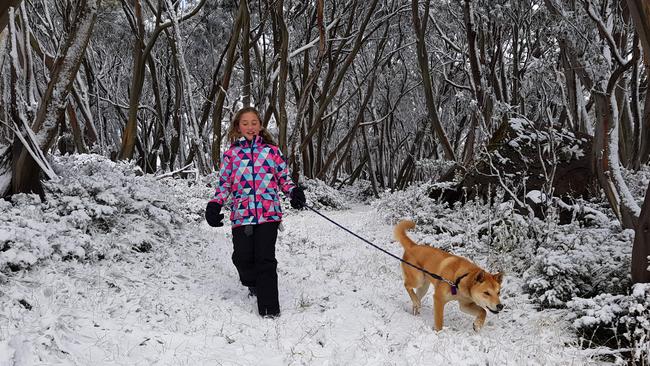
[237,112,262,141]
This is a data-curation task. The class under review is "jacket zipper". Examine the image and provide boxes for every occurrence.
[249,137,257,224]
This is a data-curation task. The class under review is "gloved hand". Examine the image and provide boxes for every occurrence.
[290,187,307,209]
[205,201,224,227]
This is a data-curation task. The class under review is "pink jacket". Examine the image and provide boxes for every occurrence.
[211,136,295,227]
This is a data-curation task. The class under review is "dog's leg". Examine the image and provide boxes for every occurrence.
[433,289,446,331]
[403,267,424,315]
[405,286,421,315]
[415,281,430,302]
[459,301,487,332]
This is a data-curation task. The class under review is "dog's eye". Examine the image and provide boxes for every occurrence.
[483,291,490,296]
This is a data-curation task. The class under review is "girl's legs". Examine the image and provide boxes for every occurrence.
[231,226,256,288]
[231,222,280,316]
[252,222,280,316]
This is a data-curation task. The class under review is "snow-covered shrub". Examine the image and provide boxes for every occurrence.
[413,158,456,183]
[373,180,631,310]
[622,165,650,208]
[337,179,376,203]
[0,154,209,273]
[0,194,56,271]
[567,284,650,364]
[372,182,446,227]
[524,227,632,308]
[299,178,348,210]
[373,183,541,272]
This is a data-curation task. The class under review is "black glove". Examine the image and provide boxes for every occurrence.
[205,201,224,227]
[290,187,307,209]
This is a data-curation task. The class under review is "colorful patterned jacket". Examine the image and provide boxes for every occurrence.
[210,136,295,227]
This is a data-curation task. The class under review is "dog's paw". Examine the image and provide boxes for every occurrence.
[411,306,420,316]
[472,321,484,332]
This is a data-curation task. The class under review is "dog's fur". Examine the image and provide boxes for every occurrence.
[395,220,504,331]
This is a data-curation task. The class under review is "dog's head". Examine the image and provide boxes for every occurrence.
[469,271,504,314]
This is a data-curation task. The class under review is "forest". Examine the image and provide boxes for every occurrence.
[1,0,650,364]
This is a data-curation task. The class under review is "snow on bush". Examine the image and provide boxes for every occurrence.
[0,154,352,274]
[567,284,650,364]
[299,178,349,210]
[0,154,209,273]
[337,179,376,203]
[373,180,633,311]
[523,225,632,308]
[372,183,542,275]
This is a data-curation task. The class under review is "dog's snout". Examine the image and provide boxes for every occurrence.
[496,304,504,312]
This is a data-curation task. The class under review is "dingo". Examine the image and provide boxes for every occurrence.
[395,220,504,331]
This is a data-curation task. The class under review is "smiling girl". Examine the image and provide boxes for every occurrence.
[205,106,306,318]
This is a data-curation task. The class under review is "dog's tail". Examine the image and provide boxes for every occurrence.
[394,220,417,249]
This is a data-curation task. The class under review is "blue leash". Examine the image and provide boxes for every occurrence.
[303,204,465,294]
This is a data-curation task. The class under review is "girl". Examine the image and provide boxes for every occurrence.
[205,106,306,318]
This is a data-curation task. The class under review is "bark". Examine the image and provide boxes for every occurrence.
[297,0,379,158]
[626,0,650,283]
[272,0,289,152]
[1,0,99,197]
[0,0,22,33]
[288,0,327,180]
[626,0,650,65]
[361,125,379,197]
[117,0,145,161]
[633,181,650,283]
[165,0,208,174]
[211,0,246,167]
[411,0,455,161]
[627,0,650,164]
[395,117,427,190]
[461,0,490,164]
[241,0,251,107]
[118,0,207,161]
[319,77,375,181]
[593,64,640,230]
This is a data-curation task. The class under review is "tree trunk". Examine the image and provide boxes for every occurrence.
[627,0,650,64]
[627,0,650,165]
[361,125,379,197]
[272,0,289,153]
[1,0,99,197]
[297,0,379,159]
[0,0,22,33]
[633,181,650,283]
[117,0,207,161]
[165,0,208,174]
[211,0,246,167]
[593,67,640,230]
[117,0,145,161]
[241,0,251,107]
[627,0,650,283]
[411,0,455,161]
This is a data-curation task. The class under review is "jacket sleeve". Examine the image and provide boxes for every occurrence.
[272,147,296,197]
[211,148,234,205]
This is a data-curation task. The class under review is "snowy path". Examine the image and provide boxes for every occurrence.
[1,204,605,365]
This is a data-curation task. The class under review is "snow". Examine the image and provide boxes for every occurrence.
[526,190,546,204]
[0,155,616,365]
[0,205,602,365]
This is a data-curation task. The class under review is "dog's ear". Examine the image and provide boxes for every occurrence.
[475,271,485,283]
[493,271,504,284]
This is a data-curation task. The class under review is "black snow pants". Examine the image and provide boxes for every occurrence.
[231,221,281,316]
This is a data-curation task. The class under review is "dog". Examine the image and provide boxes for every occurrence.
[395,220,504,331]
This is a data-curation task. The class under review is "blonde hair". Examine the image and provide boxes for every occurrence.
[227,107,277,145]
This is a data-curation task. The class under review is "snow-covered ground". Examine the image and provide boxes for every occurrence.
[0,199,609,365]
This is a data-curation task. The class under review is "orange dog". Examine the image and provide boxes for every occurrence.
[395,220,504,331]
